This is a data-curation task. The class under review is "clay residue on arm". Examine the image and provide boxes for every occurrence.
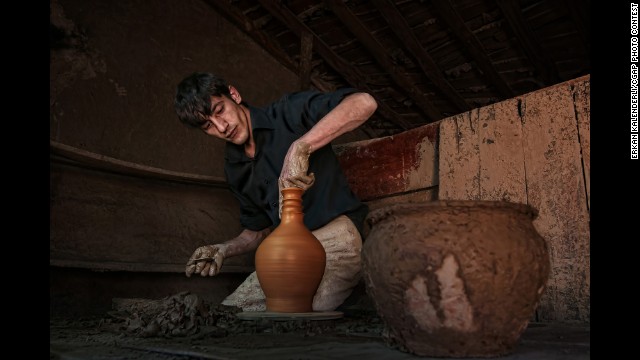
[224,227,272,257]
[298,92,377,153]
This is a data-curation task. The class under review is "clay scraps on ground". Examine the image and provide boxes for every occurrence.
[98,291,386,340]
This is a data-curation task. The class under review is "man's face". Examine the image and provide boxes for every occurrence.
[200,88,249,145]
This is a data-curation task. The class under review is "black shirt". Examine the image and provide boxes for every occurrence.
[224,88,369,236]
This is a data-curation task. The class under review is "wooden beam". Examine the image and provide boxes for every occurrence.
[256,0,412,131]
[371,0,471,112]
[495,0,561,86]
[299,30,313,90]
[50,140,227,187]
[324,0,442,122]
[50,258,254,274]
[431,0,514,98]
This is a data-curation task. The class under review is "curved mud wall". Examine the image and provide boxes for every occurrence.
[50,0,300,177]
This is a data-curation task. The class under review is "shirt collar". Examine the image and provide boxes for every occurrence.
[224,105,274,163]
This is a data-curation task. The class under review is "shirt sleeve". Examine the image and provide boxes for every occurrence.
[279,87,359,134]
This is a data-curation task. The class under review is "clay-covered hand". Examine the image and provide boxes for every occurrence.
[185,244,228,277]
[278,140,315,217]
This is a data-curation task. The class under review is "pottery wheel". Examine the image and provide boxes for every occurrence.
[236,311,343,321]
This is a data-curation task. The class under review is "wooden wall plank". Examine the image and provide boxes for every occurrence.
[573,77,590,210]
[572,77,590,318]
[438,112,480,200]
[478,99,527,203]
[334,123,439,201]
[521,81,590,322]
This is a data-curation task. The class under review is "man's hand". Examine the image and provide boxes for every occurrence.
[278,140,315,217]
[185,244,228,277]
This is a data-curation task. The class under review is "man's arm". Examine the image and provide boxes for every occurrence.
[185,227,272,277]
[299,92,377,152]
[278,92,377,192]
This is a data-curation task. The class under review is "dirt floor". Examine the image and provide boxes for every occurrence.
[49,291,590,360]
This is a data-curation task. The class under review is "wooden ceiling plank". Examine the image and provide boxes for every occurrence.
[256,0,412,130]
[558,0,590,54]
[495,0,561,86]
[431,0,515,98]
[324,0,442,122]
[371,0,471,112]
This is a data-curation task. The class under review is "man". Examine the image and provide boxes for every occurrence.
[174,72,376,311]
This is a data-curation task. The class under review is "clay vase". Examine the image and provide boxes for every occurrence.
[255,187,326,313]
[362,200,550,357]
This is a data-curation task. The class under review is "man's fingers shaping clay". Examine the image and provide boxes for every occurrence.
[200,262,212,277]
[185,264,196,277]
[208,252,224,276]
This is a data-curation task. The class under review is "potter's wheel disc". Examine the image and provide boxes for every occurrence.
[236,311,343,321]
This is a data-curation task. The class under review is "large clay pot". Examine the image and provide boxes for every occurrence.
[362,200,550,357]
[255,187,326,312]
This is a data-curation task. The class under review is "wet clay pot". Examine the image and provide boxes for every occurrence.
[362,200,550,357]
[255,187,326,313]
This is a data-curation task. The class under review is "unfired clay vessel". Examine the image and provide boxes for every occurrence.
[362,200,550,357]
[255,187,326,313]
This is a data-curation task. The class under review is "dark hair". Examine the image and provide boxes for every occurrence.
[174,72,232,128]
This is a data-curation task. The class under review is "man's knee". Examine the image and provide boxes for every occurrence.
[311,216,363,311]
[313,215,362,255]
[221,272,266,312]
